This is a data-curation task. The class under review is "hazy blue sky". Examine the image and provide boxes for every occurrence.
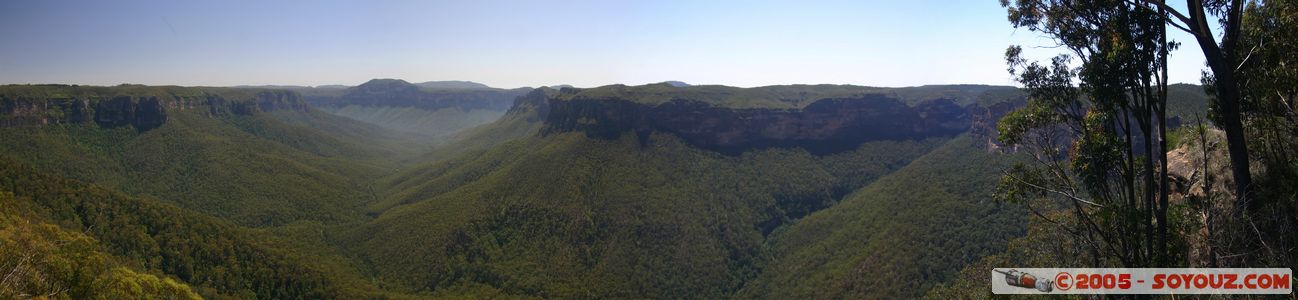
[0,0,1210,88]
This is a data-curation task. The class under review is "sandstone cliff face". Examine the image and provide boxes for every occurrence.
[505,88,553,122]
[968,100,1026,151]
[542,94,1008,155]
[91,96,168,130]
[0,89,309,131]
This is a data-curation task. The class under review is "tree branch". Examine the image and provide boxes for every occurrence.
[1005,171,1107,208]
[1130,0,1199,35]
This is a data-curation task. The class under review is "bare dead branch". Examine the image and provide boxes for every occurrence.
[1006,172,1107,208]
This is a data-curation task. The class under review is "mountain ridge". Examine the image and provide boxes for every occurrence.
[1,85,309,130]
[0,81,1216,299]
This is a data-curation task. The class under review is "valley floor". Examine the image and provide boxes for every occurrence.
[0,84,1035,299]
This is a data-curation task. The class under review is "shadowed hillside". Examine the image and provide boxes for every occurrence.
[0,82,1212,299]
[334,84,1039,298]
[735,134,1027,299]
[0,85,421,227]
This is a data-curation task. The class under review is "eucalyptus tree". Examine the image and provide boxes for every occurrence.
[1134,0,1257,211]
[995,0,1178,267]
[1234,0,1298,198]
[1228,0,1298,268]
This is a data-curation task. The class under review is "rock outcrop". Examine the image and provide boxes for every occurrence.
[542,93,1013,155]
[506,88,554,122]
[1166,128,1234,202]
[968,100,1026,151]
[91,95,168,130]
[1,86,309,131]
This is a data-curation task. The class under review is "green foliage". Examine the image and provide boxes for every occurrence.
[1220,0,1298,268]
[924,212,1086,299]
[1235,0,1298,204]
[0,192,200,300]
[346,132,947,298]
[91,267,202,300]
[0,82,1097,299]
[995,100,1062,146]
[0,84,439,227]
[320,105,504,141]
[0,84,289,100]
[0,109,408,227]
[0,158,401,299]
[1167,84,1211,121]
[401,89,552,166]
[1000,0,1186,269]
[265,109,434,161]
[891,84,1026,106]
[1164,122,1211,149]
[555,83,1024,109]
[927,201,1202,298]
[736,135,1027,299]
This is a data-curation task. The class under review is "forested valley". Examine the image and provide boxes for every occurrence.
[2,0,1297,298]
[0,81,1044,298]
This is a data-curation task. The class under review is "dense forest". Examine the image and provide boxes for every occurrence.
[0,82,1068,298]
[6,0,1297,298]
[933,0,1298,297]
[2,5,1290,294]
[0,71,1244,298]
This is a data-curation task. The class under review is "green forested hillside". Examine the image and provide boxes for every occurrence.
[0,191,201,299]
[0,84,440,227]
[0,110,405,227]
[319,105,504,141]
[552,83,1026,108]
[347,130,948,297]
[11,0,1281,297]
[736,134,1028,299]
[394,87,554,168]
[1167,83,1212,120]
[0,158,396,299]
[0,85,445,298]
[2,83,1046,299]
[263,109,435,159]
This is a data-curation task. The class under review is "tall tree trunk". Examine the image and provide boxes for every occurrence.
[1156,11,1171,267]
[1156,94,1170,267]
[1187,0,1253,211]
[1143,108,1157,266]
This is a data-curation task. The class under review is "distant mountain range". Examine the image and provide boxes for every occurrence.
[413,80,493,89]
[237,80,505,90]
[289,79,530,141]
[0,81,1212,299]
[661,80,690,87]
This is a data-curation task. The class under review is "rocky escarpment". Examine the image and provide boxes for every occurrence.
[0,86,308,131]
[504,88,554,122]
[90,95,168,130]
[542,92,1011,155]
[968,100,1027,151]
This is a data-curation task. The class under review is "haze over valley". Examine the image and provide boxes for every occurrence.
[2,1,1295,299]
